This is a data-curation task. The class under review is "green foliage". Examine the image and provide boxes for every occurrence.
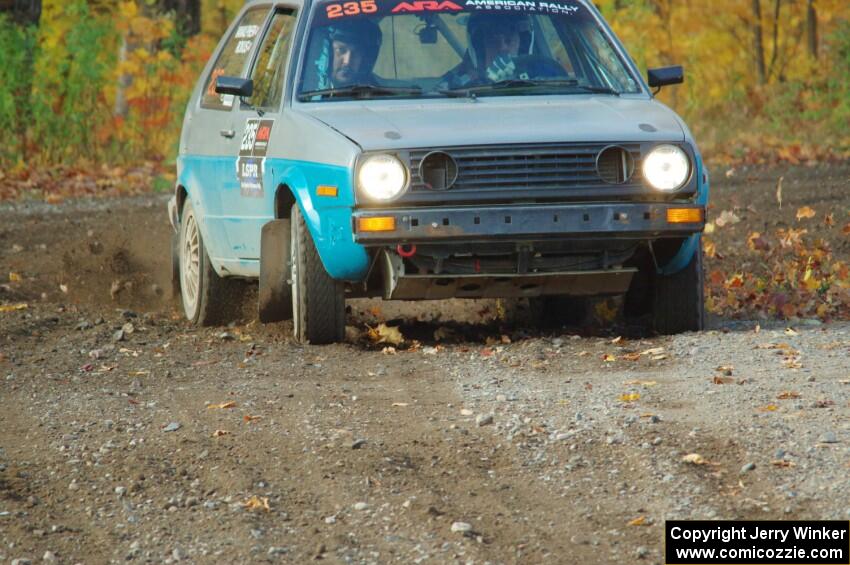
[0,16,37,163]
[28,0,116,164]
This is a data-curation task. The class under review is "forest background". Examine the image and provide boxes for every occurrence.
[0,0,848,174]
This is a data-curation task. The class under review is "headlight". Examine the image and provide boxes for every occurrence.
[357,154,408,201]
[642,145,690,191]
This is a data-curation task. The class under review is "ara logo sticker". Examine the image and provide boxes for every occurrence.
[238,118,274,197]
[391,0,462,12]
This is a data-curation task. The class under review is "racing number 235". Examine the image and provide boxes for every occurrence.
[326,0,377,18]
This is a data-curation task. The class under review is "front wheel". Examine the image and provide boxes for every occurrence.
[290,204,345,344]
[178,199,245,325]
[651,240,705,334]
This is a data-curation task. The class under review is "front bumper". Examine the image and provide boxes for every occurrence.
[352,202,704,244]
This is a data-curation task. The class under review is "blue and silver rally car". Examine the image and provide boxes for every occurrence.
[169,0,708,343]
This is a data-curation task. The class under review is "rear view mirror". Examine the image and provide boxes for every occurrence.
[215,76,254,97]
[419,25,438,44]
[647,66,684,89]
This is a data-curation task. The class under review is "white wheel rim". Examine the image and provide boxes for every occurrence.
[291,217,300,338]
[181,211,201,319]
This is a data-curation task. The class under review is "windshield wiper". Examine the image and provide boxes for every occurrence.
[569,84,621,95]
[298,84,422,100]
[439,79,620,97]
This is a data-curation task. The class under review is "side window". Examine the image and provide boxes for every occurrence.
[201,8,270,110]
[248,10,298,110]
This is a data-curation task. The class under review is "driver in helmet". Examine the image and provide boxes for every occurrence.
[317,19,383,88]
[437,13,533,90]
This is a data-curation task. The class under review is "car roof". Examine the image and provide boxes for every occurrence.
[243,0,307,9]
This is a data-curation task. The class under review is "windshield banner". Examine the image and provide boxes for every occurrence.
[317,0,585,24]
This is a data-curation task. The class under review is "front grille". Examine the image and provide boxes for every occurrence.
[408,143,642,192]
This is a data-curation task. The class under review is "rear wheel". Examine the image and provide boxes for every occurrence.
[178,200,245,325]
[651,240,705,334]
[290,204,345,344]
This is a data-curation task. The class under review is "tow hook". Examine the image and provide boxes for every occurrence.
[396,244,417,258]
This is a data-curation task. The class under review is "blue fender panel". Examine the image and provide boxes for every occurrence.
[176,156,234,274]
[274,159,370,281]
[658,154,710,276]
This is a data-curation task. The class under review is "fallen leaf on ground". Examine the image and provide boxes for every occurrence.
[713,376,735,384]
[391,402,409,407]
[381,346,397,355]
[619,393,640,402]
[594,299,618,322]
[241,496,271,512]
[8,272,21,282]
[682,453,707,465]
[775,176,783,208]
[715,210,740,227]
[796,206,816,220]
[207,401,236,410]
[366,323,404,346]
[777,391,801,400]
[0,303,28,313]
[622,352,641,361]
[784,327,799,336]
[771,460,795,468]
[611,336,623,344]
[759,404,779,412]
[212,429,229,437]
[640,347,664,356]
[783,358,803,369]
[243,415,262,423]
[625,380,657,387]
[602,353,616,362]
[627,516,647,526]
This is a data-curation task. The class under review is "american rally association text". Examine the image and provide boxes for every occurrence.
[669,525,848,545]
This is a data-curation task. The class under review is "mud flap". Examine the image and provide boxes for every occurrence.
[171,230,180,298]
[258,219,293,323]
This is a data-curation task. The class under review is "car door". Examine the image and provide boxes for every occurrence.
[183,5,271,266]
[219,7,300,261]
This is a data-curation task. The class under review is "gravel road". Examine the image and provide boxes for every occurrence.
[1,165,848,564]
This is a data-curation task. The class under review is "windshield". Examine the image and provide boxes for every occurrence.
[297,0,641,101]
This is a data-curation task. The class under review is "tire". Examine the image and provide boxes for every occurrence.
[178,199,245,326]
[652,240,705,334]
[290,204,345,344]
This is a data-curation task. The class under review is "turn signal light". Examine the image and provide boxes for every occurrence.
[666,207,704,224]
[316,185,338,197]
[357,216,396,232]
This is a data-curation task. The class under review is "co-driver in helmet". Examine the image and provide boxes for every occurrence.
[437,12,534,90]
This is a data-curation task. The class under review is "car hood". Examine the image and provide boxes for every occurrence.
[297,96,685,151]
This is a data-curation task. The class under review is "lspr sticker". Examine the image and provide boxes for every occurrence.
[237,118,274,197]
